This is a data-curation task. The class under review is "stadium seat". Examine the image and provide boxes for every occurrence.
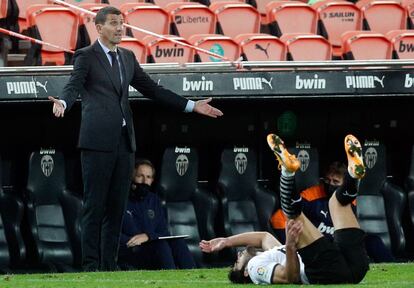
[234,33,286,61]
[120,3,169,41]
[144,35,193,64]
[25,149,82,270]
[290,144,320,193]
[266,1,318,37]
[0,156,10,270]
[341,31,392,60]
[0,0,19,31]
[77,3,109,48]
[209,1,260,38]
[217,147,277,237]
[357,0,407,34]
[401,0,414,28]
[206,0,247,4]
[150,0,190,8]
[165,2,216,39]
[118,37,146,63]
[0,0,8,19]
[107,0,142,9]
[357,141,406,257]
[157,146,218,267]
[25,5,78,65]
[0,157,26,270]
[280,33,332,61]
[312,0,362,59]
[15,0,50,32]
[405,145,414,258]
[188,33,240,62]
[386,30,414,59]
[255,0,277,24]
[63,0,100,6]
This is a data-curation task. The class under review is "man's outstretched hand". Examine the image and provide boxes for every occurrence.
[49,96,65,118]
[194,98,223,118]
[199,237,227,253]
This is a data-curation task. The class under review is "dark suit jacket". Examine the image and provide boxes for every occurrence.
[61,40,188,152]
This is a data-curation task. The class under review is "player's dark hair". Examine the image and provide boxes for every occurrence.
[95,6,121,25]
[228,264,253,284]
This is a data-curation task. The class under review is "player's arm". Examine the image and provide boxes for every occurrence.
[200,232,281,253]
[271,219,303,284]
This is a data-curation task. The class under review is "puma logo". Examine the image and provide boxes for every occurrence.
[342,190,358,198]
[255,43,270,59]
[126,210,133,216]
[36,81,48,93]
[320,210,328,218]
[262,77,273,89]
[291,196,302,205]
[374,76,385,88]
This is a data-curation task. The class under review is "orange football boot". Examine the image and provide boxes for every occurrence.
[344,134,366,179]
[267,134,300,173]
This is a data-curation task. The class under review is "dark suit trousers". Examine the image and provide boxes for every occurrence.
[80,127,134,271]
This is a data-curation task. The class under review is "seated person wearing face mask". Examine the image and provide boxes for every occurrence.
[118,159,196,270]
[270,162,394,263]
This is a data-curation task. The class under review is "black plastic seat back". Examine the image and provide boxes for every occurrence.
[218,147,275,236]
[357,141,406,256]
[158,147,215,266]
[0,156,10,269]
[360,143,386,195]
[0,215,9,269]
[0,155,26,269]
[290,144,320,192]
[26,149,73,266]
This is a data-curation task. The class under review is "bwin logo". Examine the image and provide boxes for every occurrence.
[297,150,310,172]
[183,76,213,91]
[233,77,273,90]
[233,147,248,153]
[345,76,385,88]
[317,222,335,235]
[234,153,248,175]
[364,147,378,169]
[175,147,191,153]
[404,73,414,88]
[295,75,326,89]
[176,154,189,176]
[155,44,184,58]
[41,155,54,177]
[398,40,414,53]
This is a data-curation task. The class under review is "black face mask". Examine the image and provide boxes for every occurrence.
[129,183,152,201]
[323,182,340,198]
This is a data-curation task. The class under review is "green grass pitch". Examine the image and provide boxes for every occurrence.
[2,263,413,288]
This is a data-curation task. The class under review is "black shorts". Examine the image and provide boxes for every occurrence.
[298,228,370,284]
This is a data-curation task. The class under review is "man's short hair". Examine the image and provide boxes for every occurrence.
[135,158,156,176]
[228,264,252,284]
[325,161,347,178]
[95,6,122,25]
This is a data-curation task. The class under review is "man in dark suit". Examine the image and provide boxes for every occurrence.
[49,6,222,271]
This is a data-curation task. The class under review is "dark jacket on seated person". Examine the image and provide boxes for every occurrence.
[118,183,196,270]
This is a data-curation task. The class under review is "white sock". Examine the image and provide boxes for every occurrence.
[281,166,295,177]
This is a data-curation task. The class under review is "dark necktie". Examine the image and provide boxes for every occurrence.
[108,51,121,93]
